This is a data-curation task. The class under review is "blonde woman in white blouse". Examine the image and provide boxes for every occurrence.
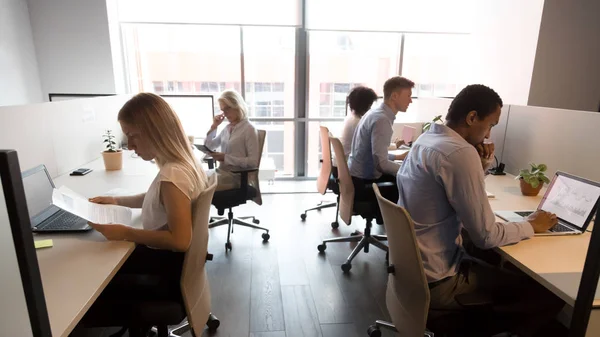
[205,90,259,191]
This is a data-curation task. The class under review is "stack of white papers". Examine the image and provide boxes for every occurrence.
[52,186,132,225]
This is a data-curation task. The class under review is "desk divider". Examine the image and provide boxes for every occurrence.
[0,95,130,178]
[500,105,600,181]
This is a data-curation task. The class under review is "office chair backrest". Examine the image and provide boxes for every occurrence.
[317,126,333,195]
[249,129,266,205]
[373,183,430,337]
[180,173,218,335]
[330,137,354,225]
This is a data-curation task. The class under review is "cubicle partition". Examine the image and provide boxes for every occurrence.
[0,95,130,178]
[500,105,600,181]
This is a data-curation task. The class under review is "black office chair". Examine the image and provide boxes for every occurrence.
[209,130,269,251]
[300,126,340,229]
[316,137,389,273]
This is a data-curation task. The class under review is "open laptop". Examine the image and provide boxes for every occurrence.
[401,125,416,147]
[22,165,91,233]
[495,171,600,236]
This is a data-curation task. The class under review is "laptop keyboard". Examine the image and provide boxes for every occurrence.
[550,223,573,233]
[515,211,534,217]
[39,210,82,230]
[513,211,575,233]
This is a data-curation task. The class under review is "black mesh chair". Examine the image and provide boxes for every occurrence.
[208,130,269,251]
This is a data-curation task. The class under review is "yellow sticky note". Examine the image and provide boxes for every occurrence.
[34,239,53,249]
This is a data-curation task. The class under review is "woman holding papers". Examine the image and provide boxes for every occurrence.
[85,93,209,316]
[204,89,259,191]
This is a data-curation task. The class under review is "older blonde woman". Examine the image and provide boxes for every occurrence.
[205,90,259,191]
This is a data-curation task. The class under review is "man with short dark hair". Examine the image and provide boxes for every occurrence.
[397,84,563,336]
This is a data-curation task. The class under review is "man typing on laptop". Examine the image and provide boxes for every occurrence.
[396,85,563,336]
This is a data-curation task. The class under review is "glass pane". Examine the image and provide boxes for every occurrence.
[402,34,470,98]
[122,23,242,114]
[306,121,345,177]
[244,27,296,118]
[251,120,295,177]
[308,31,401,118]
[118,0,301,27]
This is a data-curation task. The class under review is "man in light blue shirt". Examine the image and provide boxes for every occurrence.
[397,84,562,336]
[348,76,414,201]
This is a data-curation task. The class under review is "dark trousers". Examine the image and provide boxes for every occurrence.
[98,245,185,302]
[427,241,564,337]
[351,174,399,203]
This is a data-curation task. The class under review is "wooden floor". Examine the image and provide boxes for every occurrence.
[73,193,394,337]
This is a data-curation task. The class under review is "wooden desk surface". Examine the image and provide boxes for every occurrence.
[35,152,158,337]
[485,174,599,307]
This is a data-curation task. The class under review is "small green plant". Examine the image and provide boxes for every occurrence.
[422,115,443,132]
[103,129,118,152]
[515,163,550,188]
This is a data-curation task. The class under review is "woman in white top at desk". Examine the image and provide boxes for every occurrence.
[86,93,208,300]
[340,86,378,158]
[205,90,259,191]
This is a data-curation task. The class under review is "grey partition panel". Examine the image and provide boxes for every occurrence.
[502,105,600,181]
[490,105,511,162]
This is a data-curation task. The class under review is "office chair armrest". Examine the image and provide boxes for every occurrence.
[231,168,259,192]
[454,292,493,308]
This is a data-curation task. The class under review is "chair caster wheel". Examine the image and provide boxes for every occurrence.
[331,221,339,229]
[253,219,260,224]
[262,233,270,242]
[367,325,382,337]
[317,244,327,253]
[207,314,220,331]
[350,231,360,236]
[341,263,352,273]
[300,213,307,221]
[225,242,232,250]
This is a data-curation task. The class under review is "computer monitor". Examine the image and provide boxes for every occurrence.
[0,150,52,336]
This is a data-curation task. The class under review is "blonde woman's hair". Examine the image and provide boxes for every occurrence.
[218,90,248,121]
[118,92,207,189]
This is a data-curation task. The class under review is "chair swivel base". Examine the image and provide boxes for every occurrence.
[210,209,270,251]
[317,221,387,273]
[149,314,220,337]
[367,320,434,337]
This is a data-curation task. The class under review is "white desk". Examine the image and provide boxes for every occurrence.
[35,151,158,337]
[486,174,600,309]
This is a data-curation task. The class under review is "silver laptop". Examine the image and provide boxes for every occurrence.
[22,165,91,232]
[495,171,600,236]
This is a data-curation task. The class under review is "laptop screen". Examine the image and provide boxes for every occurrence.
[539,173,600,229]
[22,167,54,222]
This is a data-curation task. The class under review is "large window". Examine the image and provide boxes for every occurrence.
[307,31,402,118]
[118,1,474,178]
[402,34,470,98]
[121,24,296,176]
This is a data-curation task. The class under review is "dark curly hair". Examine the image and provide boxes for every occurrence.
[347,86,378,117]
[446,84,503,124]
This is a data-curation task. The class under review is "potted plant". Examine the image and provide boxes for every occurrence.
[101,129,123,170]
[422,115,443,132]
[515,163,550,196]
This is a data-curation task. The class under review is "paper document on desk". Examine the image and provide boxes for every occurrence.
[52,186,132,224]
